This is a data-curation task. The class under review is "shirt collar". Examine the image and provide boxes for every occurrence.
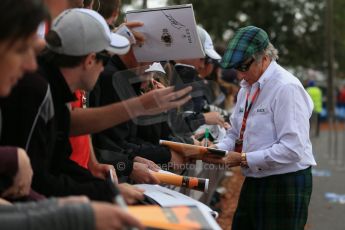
[257,60,276,89]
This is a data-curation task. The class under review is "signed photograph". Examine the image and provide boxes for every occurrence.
[125,4,205,62]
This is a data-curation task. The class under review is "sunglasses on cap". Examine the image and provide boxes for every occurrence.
[95,51,111,66]
[235,57,255,72]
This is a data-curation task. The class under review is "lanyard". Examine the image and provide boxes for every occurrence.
[235,87,260,152]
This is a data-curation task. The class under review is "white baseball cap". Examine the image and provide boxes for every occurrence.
[197,26,221,60]
[144,62,166,74]
[47,8,130,56]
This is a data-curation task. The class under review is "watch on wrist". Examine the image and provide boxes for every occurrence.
[240,152,249,168]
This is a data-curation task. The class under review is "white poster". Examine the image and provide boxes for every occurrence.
[125,4,205,62]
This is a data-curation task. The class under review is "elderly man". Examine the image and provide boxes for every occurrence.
[203,26,316,230]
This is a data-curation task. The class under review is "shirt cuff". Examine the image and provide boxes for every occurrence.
[246,150,270,172]
[216,142,234,151]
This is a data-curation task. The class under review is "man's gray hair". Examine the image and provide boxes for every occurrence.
[253,42,279,62]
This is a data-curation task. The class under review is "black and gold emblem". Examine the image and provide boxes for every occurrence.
[161,28,173,47]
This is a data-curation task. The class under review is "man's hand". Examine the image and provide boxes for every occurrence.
[0,198,12,205]
[169,150,188,172]
[2,148,33,198]
[58,196,89,206]
[89,162,118,183]
[87,137,118,182]
[92,201,144,230]
[134,156,160,172]
[152,79,165,89]
[224,122,231,129]
[118,183,145,205]
[190,135,202,146]
[200,138,213,147]
[130,162,160,184]
[202,151,242,167]
[121,21,145,45]
[204,112,225,127]
[132,86,192,117]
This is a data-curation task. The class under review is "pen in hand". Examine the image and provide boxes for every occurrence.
[107,170,139,230]
[107,169,128,210]
[204,128,210,147]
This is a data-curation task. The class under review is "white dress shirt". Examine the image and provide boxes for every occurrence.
[217,61,317,177]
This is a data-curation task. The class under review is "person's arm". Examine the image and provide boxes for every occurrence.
[0,147,18,184]
[215,88,245,151]
[0,198,94,230]
[203,111,225,126]
[92,144,135,178]
[24,109,115,202]
[129,162,160,184]
[87,136,118,183]
[90,114,170,174]
[0,198,144,230]
[0,147,33,199]
[32,166,114,202]
[70,86,192,136]
[124,141,172,165]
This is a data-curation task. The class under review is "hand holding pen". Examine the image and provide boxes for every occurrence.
[106,170,143,230]
[204,128,210,147]
[107,170,128,209]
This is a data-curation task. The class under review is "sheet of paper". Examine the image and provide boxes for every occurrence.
[135,184,216,215]
[135,184,221,230]
[125,4,204,62]
[157,169,175,175]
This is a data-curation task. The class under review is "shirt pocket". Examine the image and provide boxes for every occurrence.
[246,106,275,137]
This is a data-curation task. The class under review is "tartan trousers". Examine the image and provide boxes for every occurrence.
[232,167,312,230]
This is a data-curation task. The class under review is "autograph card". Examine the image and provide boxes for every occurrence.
[125,4,205,62]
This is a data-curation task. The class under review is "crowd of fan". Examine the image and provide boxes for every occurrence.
[0,0,239,229]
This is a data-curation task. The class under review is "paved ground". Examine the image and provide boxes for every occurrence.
[217,123,345,230]
[307,127,345,230]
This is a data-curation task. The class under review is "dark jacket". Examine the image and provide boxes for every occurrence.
[0,198,94,230]
[168,64,206,135]
[0,146,17,193]
[0,59,114,202]
[89,55,172,166]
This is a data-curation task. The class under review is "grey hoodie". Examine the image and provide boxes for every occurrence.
[0,198,94,230]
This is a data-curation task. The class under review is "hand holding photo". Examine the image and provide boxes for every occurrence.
[159,140,227,158]
[125,4,204,62]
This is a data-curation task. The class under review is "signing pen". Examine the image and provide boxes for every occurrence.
[204,127,210,147]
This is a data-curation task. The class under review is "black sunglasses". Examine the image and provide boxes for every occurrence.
[95,51,111,66]
[235,58,255,72]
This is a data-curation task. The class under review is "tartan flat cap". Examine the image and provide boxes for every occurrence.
[221,26,269,69]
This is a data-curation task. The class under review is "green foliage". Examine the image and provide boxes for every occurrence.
[165,0,345,73]
[334,0,345,75]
